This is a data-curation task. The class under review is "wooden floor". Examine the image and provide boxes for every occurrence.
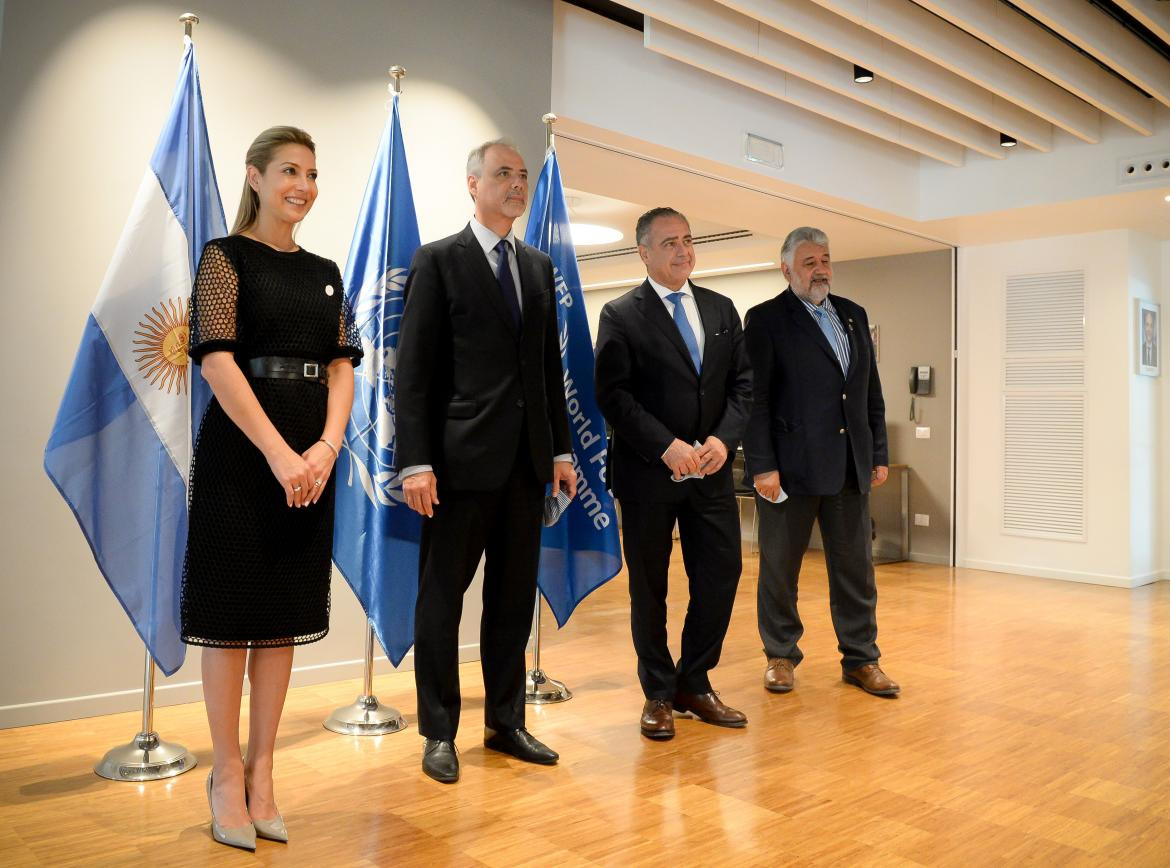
[3,551,1170,866]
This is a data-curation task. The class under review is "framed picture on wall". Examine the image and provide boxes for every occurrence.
[1138,300,1160,377]
[869,324,880,362]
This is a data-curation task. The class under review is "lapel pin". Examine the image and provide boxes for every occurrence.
[325,284,335,297]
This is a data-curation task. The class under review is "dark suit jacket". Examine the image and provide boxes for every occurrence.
[742,288,888,497]
[395,224,571,491]
[594,280,752,502]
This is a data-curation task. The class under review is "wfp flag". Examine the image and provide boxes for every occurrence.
[43,39,226,676]
[524,147,622,625]
[332,93,422,666]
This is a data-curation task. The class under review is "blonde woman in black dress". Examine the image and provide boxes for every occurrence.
[182,126,360,850]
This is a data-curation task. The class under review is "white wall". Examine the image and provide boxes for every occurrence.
[552,2,923,220]
[1163,242,1170,581]
[0,0,553,728]
[957,229,1166,586]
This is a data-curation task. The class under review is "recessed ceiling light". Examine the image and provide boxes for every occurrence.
[570,223,623,246]
[1164,194,1170,203]
[853,64,874,83]
[1000,133,1017,148]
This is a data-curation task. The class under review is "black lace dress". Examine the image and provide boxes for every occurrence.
[181,235,362,648]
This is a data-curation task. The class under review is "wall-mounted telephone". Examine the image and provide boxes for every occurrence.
[909,366,933,396]
[909,365,933,422]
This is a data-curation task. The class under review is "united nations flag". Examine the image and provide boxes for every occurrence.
[332,92,422,666]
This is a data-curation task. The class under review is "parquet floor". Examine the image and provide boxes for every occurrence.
[2,550,1169,866]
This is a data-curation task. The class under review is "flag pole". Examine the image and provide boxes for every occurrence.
[95,10,212,782]
[526,111,573,706]
[323,64,410,736]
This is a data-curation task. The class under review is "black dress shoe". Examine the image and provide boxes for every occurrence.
[483,727,559,765]
[422,738,459,783]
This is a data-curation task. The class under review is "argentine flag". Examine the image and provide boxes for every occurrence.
[43,39,226,676]
[332,93,422,666]
[525,146,622,625]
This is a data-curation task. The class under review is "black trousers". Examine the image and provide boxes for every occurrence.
[619,488,741,699]
[755,454,880,672]
[413,453,544,741]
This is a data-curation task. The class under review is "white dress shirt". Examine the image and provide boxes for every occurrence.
[648,276,705,363]
[401,219,569,481]
[469,215,523,310]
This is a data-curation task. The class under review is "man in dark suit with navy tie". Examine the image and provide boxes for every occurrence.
[595,207,752,740]
[396,140,575,783]
[743,226,899,698]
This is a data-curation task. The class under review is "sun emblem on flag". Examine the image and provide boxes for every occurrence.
[133,298,189,394]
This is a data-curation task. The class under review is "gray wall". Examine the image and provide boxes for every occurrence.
[833,250,954,563]
[0,0,553,727]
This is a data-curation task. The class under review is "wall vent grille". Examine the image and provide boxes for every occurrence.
[1002,269,1086,541]
[1005,270,1084,354]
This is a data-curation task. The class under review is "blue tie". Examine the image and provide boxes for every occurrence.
[666,291,702,374]
[813,307,847,374]
[494,239,521,330]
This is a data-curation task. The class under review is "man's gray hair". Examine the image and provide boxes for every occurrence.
[466,138,519,178]
[780,226,830,268]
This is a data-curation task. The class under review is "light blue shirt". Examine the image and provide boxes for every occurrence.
[799,294,850,375]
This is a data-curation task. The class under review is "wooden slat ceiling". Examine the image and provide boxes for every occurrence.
[615,0,1169,165]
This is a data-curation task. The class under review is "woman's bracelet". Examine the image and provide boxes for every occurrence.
[318,437,339,458]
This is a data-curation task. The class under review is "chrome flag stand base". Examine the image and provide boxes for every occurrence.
[525,668,572,704]
[525,597,572,704]
[323,694,407,736]
[95,648,196,781]
[324,624,407,736]
[95,732,197,782]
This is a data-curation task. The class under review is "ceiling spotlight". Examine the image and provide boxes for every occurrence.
[1000,133,1017,148]
[853,64,874,83]
[570,223,623,247]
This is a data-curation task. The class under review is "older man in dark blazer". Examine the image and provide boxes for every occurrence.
[396,139,575,783]
[743,226,899,698]
[595,207,753,740]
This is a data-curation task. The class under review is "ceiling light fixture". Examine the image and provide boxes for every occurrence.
[570,223,623,247]
[853,64,874,83]
[1000,133,1017,148]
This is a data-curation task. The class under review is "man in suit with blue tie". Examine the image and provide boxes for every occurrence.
[396,140,575,783]
[743,226,899,698]
[595,207,753,740]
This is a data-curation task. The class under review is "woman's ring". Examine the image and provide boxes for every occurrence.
[314,480,322,487]
[292,484,302,492]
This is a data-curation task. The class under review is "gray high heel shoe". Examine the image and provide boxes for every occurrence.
[206,771,256,851]
[245,778,289,843]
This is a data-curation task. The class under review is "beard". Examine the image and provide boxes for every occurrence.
[799,278,830,304]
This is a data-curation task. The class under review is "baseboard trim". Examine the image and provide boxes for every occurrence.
[908,551,951,566]
[0,644,478,730]
[960,559,1158,588]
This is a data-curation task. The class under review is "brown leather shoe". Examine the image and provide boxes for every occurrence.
[764,657,795,693]
[843,663,900,696]
[673,691,747,728]
[640,699,675,740]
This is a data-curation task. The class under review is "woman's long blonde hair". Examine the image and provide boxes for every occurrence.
[230,126,316,235]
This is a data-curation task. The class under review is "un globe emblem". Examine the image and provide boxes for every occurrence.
[341,266,409,508]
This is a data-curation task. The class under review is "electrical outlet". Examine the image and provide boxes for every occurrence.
[916,426,931,439]
[914,513,930,527]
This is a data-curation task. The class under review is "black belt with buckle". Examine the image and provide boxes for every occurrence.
[246,356,328,385]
